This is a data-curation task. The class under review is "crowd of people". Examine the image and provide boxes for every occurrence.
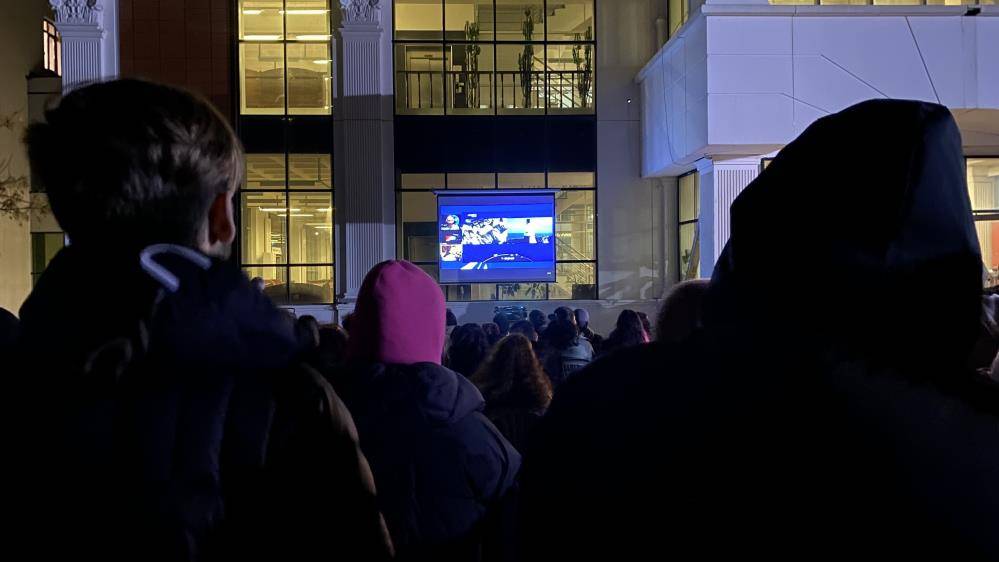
[2,79,998,560]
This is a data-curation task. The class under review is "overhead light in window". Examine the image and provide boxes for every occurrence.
[295,34,331,40]
[261,208,301,212]
[312,59,332,64]
[242,9,263,15]
[281,9,329,15]
[244,34,281,40]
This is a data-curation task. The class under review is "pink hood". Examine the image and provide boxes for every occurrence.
[348,260,446,365]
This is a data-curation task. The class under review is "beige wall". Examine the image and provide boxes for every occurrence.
[0,0,51,315]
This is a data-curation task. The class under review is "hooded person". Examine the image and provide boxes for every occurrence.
[340,260,521,562]
[519,100,999,561]
[574,307,603,350]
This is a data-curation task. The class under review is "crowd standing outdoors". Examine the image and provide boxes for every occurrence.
[2,79,998,561]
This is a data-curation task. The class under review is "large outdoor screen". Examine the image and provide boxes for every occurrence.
[437,191,557,284]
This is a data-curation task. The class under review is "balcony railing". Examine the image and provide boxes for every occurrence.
[396,69,594,113]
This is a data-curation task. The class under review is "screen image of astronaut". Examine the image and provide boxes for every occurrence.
[437,193,556,284]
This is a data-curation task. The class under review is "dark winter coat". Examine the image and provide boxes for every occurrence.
[10,244,392,561]
[519,100,999,560]
[338,361,520,561]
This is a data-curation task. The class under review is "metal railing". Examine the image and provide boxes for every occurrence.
[396,69,594,112]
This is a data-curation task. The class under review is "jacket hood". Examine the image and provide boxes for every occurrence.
[346,362,486,426]
[348,260,446,365]
[18,244,302,375]
[706,99,982,366]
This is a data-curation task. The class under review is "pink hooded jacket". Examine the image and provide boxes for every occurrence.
[347,260,446,365]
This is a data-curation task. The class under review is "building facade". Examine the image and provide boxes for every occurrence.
[638,0,999,284]
[23,0,666,331]
[15,0,994,329]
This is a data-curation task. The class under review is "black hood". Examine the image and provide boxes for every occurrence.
[18,244,302,376]
[707,100,982,368]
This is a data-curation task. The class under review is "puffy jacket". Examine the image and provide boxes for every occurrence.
[341,260,520,561]
[10,244,392,561]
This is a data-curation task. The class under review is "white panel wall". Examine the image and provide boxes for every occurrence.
[639,13,708,176]
[598,0,666,301]
[638,7,999,173]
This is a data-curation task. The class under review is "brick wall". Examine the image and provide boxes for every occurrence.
[119,0,233,121]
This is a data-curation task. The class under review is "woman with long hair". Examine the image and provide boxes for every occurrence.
[472,334,553,451]
[601,309,650,355]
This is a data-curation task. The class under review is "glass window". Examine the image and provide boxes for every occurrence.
[977,220,999,288]
[549,172,595,189]
[497,43,543,113]
[448,172,495,189]
[968,158,999,287]
[290,266,334,303]
[679,172,699,223]
[289,154,332,189]
[239,0,284,39]
[286,42,332,114]
[678,172,700,281]
[450,283,500,301]
[395,1,595,116]
[498,172,544,188]
[668,0,688,38]
[245,154,287,189]
[396,43,446,115]
[447,42,495,114]
[285,0,331,39]
[546,43,594,113]
[547,0,594,41]
[679,222,699,281]
[244,266,290,304]
[31,232,64,286]
[551,262,596,300]
[494,0,543,42]
[401,173,446,189]
[968,158,999,212]
[498,282,548,301]
[556,190,595,261]
[289,192,333,264]
[241,154,334,303]
[395,0,445,41]
[43,19,61,76]
[398,191,439,262]
[241,192,288,264]
[445,0,494,41]
[239,0,332,115]
[240,42,286,115]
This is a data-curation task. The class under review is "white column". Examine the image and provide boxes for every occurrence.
[695,158,715,278]
[697,156,760,277]
[50,0,118,92]
[336,0,395,304]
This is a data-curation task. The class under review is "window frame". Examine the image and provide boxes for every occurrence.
[237,1,333,116]
[677,169,700,281]
[42,18,61,76]
[392,0,597,115]
[238,152,336,304]
[967,156,999,289]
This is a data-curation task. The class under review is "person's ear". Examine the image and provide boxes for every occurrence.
[208,190,236,247]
